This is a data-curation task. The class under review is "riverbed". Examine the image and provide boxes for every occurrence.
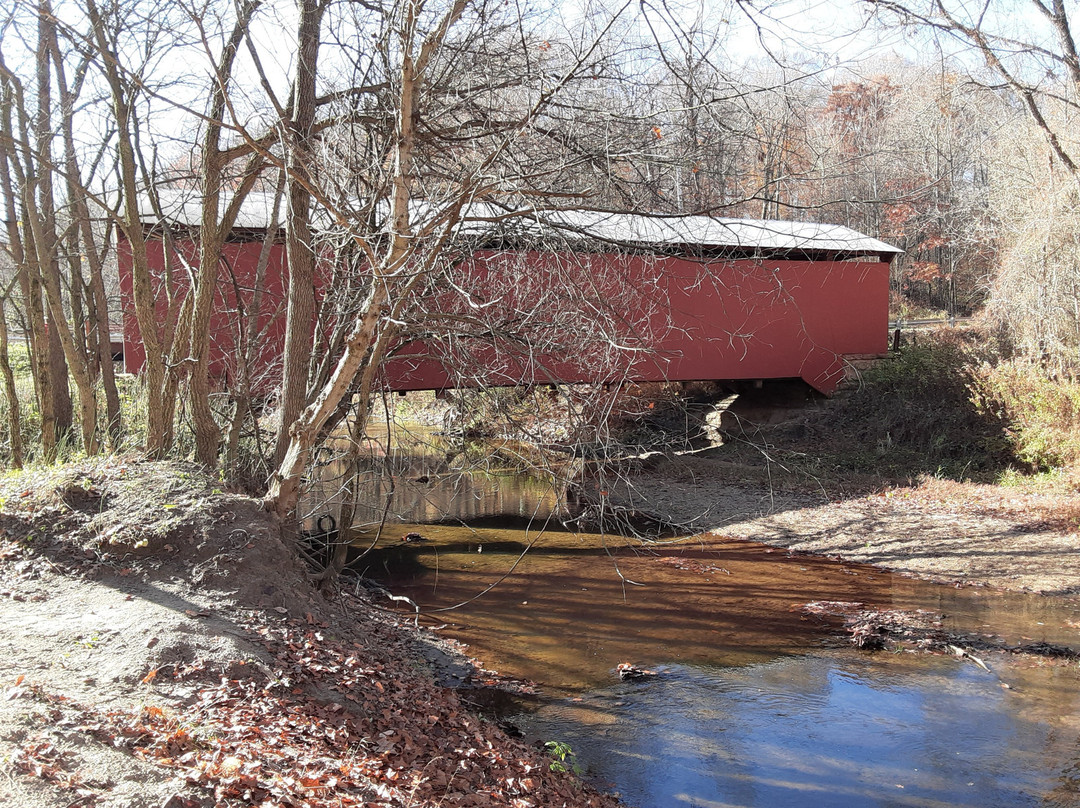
[301,421,1080,806]
[344,481,1080,806]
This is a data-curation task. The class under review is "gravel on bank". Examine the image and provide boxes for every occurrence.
[615,453,1080,596]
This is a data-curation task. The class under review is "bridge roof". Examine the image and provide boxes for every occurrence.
[468,208,902,261]
[138,191,902,262]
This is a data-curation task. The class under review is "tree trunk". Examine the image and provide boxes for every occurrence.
[0,63,58,459]
[87,0,171,456]
[0,93,31,467]
[188,0,262,468]
[0,303,23,469]
[265,0,469,520]
[274,0,325,470]
[47,18,123,449]
[265,282,390,518]
[30,0,97,455]
[18,226,56,459]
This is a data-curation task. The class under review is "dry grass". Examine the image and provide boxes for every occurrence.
[896,475,1080,534]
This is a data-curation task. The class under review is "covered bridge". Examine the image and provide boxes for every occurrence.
[119,197,901,396]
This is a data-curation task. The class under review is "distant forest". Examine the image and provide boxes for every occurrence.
[1,0,1078,515]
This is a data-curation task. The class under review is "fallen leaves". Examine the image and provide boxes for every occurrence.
[4,673,27,700]
[12,737,110,804]
[21,607,623,808]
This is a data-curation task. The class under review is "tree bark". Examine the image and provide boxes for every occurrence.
[87,0,172,455]
[0,62,57,460]
[31,0,97,455]
[274,0,326,470]
[0,298,23,469]
[47,16,123,449]
[189,0,262,468]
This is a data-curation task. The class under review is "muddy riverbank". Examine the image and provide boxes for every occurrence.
[614,451,1080,595]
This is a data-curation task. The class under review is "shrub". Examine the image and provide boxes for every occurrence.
[972,360,1080,473]
[825,329,1012,477]
[986,184,1080,373]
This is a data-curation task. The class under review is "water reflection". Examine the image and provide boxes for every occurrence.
[307,426,567,529]
[521,655,1080,807]
[337,427,1080,807]
[365,530,1080,691]
[369,527,1080,806]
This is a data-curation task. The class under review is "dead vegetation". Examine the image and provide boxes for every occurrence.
[0,458,621,808]
[801,600,1080,662]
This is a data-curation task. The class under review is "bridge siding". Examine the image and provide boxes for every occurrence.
[381,252,888,395]
[120,240,889,396]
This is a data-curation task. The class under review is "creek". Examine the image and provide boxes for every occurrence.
[315,427,1080,807]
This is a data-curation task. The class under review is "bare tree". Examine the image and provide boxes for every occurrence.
[274,0,328,469]
[868,0,1080,178]
[83,0,183,456]
[32,0,100,456]
[65,0,266,460]
[185,0,266,466]
[47,10,124,450]
[260,0,688,519]
[865,0,1080,353]
[0,3,88,459]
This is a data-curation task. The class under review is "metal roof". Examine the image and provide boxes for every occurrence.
[137,189,284,232]
[475,207,903,258]
[139,190,902,259]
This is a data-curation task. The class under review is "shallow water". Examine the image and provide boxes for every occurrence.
[522,653,1080,807]
[357,518,1080,807]
[332,430,1080,807]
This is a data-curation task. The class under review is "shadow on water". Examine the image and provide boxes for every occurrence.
[362,524,1080,808]
[311,427,1080,808]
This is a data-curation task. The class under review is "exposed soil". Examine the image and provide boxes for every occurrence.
[615,450,1080,595]
[0,458,620,808]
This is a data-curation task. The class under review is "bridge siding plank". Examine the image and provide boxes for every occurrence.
[119,241,890,396]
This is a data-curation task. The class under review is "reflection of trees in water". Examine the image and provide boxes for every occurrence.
[348,467,564,527]
[304,426,567,532]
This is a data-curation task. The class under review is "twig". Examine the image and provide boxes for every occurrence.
[948,644,991,672]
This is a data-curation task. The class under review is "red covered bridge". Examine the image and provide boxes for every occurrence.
[120,199,900,396]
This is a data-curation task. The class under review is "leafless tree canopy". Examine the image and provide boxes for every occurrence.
[0,0,1074,520]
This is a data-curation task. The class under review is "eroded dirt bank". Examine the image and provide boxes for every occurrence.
[0,458,620,808]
